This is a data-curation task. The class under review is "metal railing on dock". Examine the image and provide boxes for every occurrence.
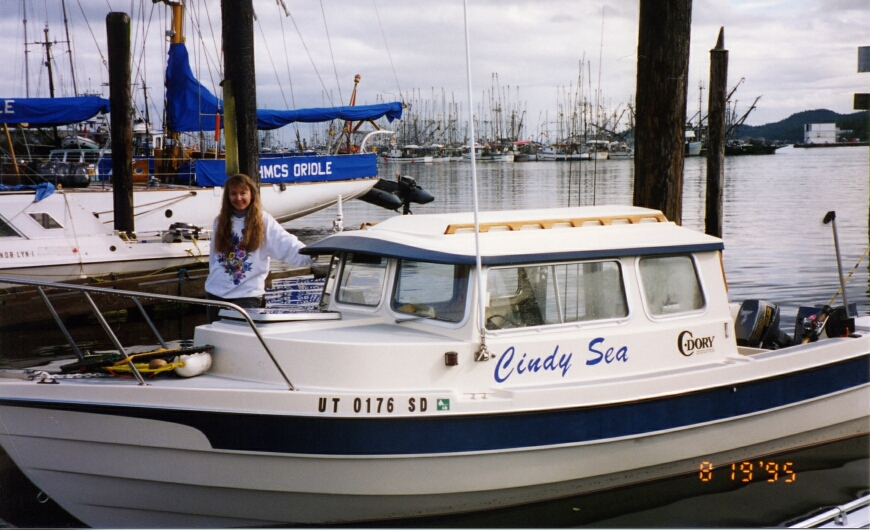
[0,276,296,390]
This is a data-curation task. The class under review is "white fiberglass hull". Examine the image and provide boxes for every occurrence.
[0,357,866,527]
[71,178,377,230]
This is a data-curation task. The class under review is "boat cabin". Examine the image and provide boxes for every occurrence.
[199,206,746,390]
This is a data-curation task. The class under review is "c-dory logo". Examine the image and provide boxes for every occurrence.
[678,330,715,356]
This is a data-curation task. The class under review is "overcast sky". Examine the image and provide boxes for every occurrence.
[4,0,867,139]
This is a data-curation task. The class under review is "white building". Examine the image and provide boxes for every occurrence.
[803,123,838,144]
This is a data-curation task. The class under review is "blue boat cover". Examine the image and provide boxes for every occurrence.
[0,182,56,202]
[193,153,378,187]
[0,97,110,126]
[165,43,402,132]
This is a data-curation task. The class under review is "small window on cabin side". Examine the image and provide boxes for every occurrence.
[0,217,22,238]
[28,213,63,229]
[638,255,705,316]
[485,260,627,330]
[391,260,469,323]
[336,253,388,307]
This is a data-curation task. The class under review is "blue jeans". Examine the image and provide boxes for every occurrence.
[205,292,263,323]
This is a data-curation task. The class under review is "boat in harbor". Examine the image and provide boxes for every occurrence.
[725,139,782,156]
[0,0,409,281]
[381,144,433,163]
[586,139,610,160]
[536,142,589,161]
[461,143,514,162]
[685,129,702,156]
[0,204,865,526]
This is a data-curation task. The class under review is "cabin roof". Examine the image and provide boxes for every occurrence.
[302,205,724,265]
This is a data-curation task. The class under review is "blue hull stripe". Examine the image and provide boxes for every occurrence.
[2,355,867,456]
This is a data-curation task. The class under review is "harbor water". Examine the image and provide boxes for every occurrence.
[0,145,868,527]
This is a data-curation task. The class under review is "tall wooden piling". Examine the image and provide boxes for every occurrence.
[705,28,728,238]
[106,12,134,235]
[221,0,259,183]
[633,0,693,225]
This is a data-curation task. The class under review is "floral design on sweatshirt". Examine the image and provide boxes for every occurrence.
[216,231,252,285]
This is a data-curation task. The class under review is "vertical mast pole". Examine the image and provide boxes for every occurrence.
[61,0,77,96]
[462,0,489,360]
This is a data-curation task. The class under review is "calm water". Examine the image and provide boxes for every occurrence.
[1,146,868,527]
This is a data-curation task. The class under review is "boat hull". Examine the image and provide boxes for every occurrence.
[0,380,866,527]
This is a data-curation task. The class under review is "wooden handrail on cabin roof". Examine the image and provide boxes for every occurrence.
[443,213,668,234]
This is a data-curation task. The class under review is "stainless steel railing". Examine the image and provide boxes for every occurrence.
[0,276,295,390]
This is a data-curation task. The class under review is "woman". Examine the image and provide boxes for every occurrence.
[204,173,313,322]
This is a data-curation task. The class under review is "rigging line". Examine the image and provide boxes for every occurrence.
[198,0,223,79]
[255,16,290,109]
[276,2,300,139]
[284,8,333,107]
[372,0,402,101]
[74,0,108,70]
[132,3,156,117]
[186,1,222,103]
[319,0,343,104]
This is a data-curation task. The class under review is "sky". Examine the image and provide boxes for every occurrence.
[3,0,868,141]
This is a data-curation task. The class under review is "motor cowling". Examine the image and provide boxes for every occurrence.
[735,299,792,349]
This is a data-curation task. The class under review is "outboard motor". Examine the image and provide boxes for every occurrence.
[358,175,435,214]
[735,299,792,349]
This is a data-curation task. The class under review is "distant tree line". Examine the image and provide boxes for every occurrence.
[736,110,869,143]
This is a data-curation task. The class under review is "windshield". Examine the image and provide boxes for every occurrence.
[335,253,388,307]
[391,260,470,323]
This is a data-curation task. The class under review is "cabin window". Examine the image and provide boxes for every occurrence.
[391,261,469,323]
[0,217,21,238]
[638,255,705,316]
[336,252,387,307]
[485,260,627,330]
[28,213,63,229]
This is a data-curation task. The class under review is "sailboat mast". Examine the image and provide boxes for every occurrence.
[61,0,77,96]
[22,0,30,97]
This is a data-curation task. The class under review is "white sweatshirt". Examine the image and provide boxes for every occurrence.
[205,213,312,299]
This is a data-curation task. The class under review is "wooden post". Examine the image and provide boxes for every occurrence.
[705,28,728,238]
[222,80,240,176]
[106,12,134,235]
[633,0,693,225]
[221,0,259,183]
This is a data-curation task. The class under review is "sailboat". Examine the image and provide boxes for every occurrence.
[0,1,405,281]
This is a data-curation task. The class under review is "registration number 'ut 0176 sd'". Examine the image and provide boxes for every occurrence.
[318,396,433,414]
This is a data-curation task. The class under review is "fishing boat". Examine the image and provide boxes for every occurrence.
[461,143,514,162]
[381,144,433,163]
[0,204,865,527]
[536,142,589,161]
[586,139,610,160]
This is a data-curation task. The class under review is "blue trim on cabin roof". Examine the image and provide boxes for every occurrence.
[3,354,866,456]
[300,235,724,265]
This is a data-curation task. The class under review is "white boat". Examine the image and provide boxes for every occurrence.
[382,145,433,163]
[461,144,514,162]
[685,130,702,156]
[0,174,375,281]
[586,139,610,160]
[608,141,634,159]
[0,204,866,527]
[536,144,589,161]
[0,187,208,281]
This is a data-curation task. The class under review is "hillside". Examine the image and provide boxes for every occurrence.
[734,110,869,143]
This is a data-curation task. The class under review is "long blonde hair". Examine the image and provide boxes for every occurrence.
[214,174,264,254]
